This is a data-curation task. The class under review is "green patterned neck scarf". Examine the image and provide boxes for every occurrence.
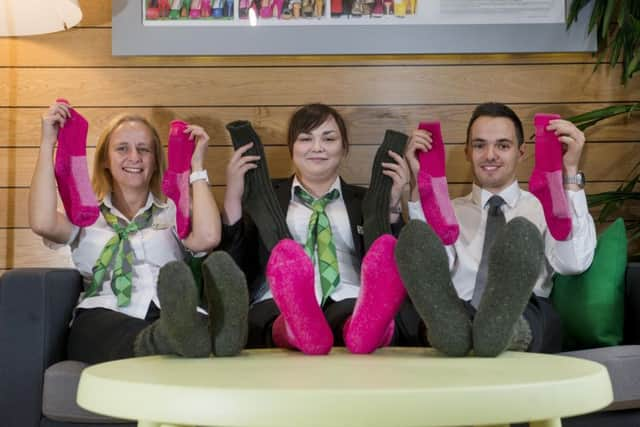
[85,203,155,307]
[295,186,341,306]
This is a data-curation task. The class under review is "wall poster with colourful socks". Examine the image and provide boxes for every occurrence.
[140,0,572,26]
[131,0,591,57]
[143,0,419,22]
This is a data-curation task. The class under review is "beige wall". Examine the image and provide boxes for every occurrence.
[1,0,639,273]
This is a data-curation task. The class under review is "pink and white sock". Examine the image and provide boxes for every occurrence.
[54,98,99,227]
[267,239,333,355]
[529,113,572,241]
[417,121,459,245]
[162,120,194,239]
[344,234,406,354]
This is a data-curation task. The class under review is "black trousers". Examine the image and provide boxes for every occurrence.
[247,297,423,348]
[394,295,563,353]
[67,304,160,365]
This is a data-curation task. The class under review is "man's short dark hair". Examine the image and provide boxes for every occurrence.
[466,102,524,146]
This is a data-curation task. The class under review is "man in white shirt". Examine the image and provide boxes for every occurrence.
[397,102,596,356]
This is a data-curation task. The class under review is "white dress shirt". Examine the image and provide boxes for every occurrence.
[45,193,193,320]
[258,176,361,304]
[408,180,597,300]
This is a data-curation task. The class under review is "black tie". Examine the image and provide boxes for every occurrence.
[471,195,506,308]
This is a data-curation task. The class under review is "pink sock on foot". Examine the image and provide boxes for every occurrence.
[529,113,572,241]
[54,98,99,227]
[267,239,333,355]
[344,234,406,354]
[417,122,459,245]
[162,120,195,239]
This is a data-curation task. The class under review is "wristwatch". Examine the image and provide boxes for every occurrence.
[563,171,585,189]
[189,169,210,184]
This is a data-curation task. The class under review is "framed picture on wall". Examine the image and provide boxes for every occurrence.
[112,0,596,55]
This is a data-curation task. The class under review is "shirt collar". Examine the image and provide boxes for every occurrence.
[102,192,166,219]
[291,175,343,201]
[471,180,521,210]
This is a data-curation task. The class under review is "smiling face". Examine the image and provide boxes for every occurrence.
[104,121,157,195]
[291,116,346,184]
[465,116,525,194]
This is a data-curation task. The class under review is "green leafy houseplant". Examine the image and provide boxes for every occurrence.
[566,1,640,254]
[567,0,640,84]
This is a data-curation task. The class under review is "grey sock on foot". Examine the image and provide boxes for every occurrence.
[134,261,211,358]
[473,217,543,357]
[395,220,472,357]
[362,130,408,252]
[226,120,291,251]
[203,251,249,356]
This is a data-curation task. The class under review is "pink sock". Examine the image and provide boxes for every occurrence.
[267,239,333,355]
[162,120,194,239]
[344,234,406,354]
[417,122,459,245]
[54,98,99,227]
[529,113,572,241]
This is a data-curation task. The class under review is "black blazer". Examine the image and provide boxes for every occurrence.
[221,176,400,303]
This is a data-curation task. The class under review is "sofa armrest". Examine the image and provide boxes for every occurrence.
[0,268,82,427]
[624,262,640,345]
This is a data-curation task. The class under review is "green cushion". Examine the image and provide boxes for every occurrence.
[551,218,627,350]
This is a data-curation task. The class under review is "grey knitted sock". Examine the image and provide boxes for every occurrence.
[362,129,408,252]
[202,251,249,356]
[473,217,543,357]
[226,120,291,251]
[395,220,472,357]
[134,261,211,358]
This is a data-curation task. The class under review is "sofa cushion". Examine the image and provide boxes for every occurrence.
[42,360,130,423]
[561,345,640,411]
[551,218,627,350]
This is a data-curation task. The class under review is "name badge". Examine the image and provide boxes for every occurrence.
[356,225,364,235]
[152,222,170,230]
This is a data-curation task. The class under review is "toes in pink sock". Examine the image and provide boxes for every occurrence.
[267,239,333,355]
[162,120,195,239]
[417,122,459,245]
[344,234,406,354]
[54,98,99,227]
[529,113,572,241]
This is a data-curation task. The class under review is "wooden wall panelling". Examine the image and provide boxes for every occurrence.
[3,65,638,107]
[3,104,639,149]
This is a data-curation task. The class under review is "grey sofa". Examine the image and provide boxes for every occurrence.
[1,265,640,427]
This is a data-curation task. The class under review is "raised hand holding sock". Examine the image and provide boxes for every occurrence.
[226,120,291,251]
[362,129,408,252]
[417,121,459,245]
[54,98,99,227]
[162,120,195,239]
[529,113,572,241]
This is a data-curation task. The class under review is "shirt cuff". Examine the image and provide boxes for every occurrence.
[407,200,427,222]
[567,189,589,218]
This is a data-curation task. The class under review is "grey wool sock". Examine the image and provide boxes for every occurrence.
[134,261,211,358]
[362,129,408,252]
[202,251,249,357]
[226,120,291,252]
[395,220,472,357]
[473,217,543,357]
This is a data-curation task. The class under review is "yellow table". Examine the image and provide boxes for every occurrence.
[77,348,612,427]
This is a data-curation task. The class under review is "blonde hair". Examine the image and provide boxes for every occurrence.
[92,114,166,201]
